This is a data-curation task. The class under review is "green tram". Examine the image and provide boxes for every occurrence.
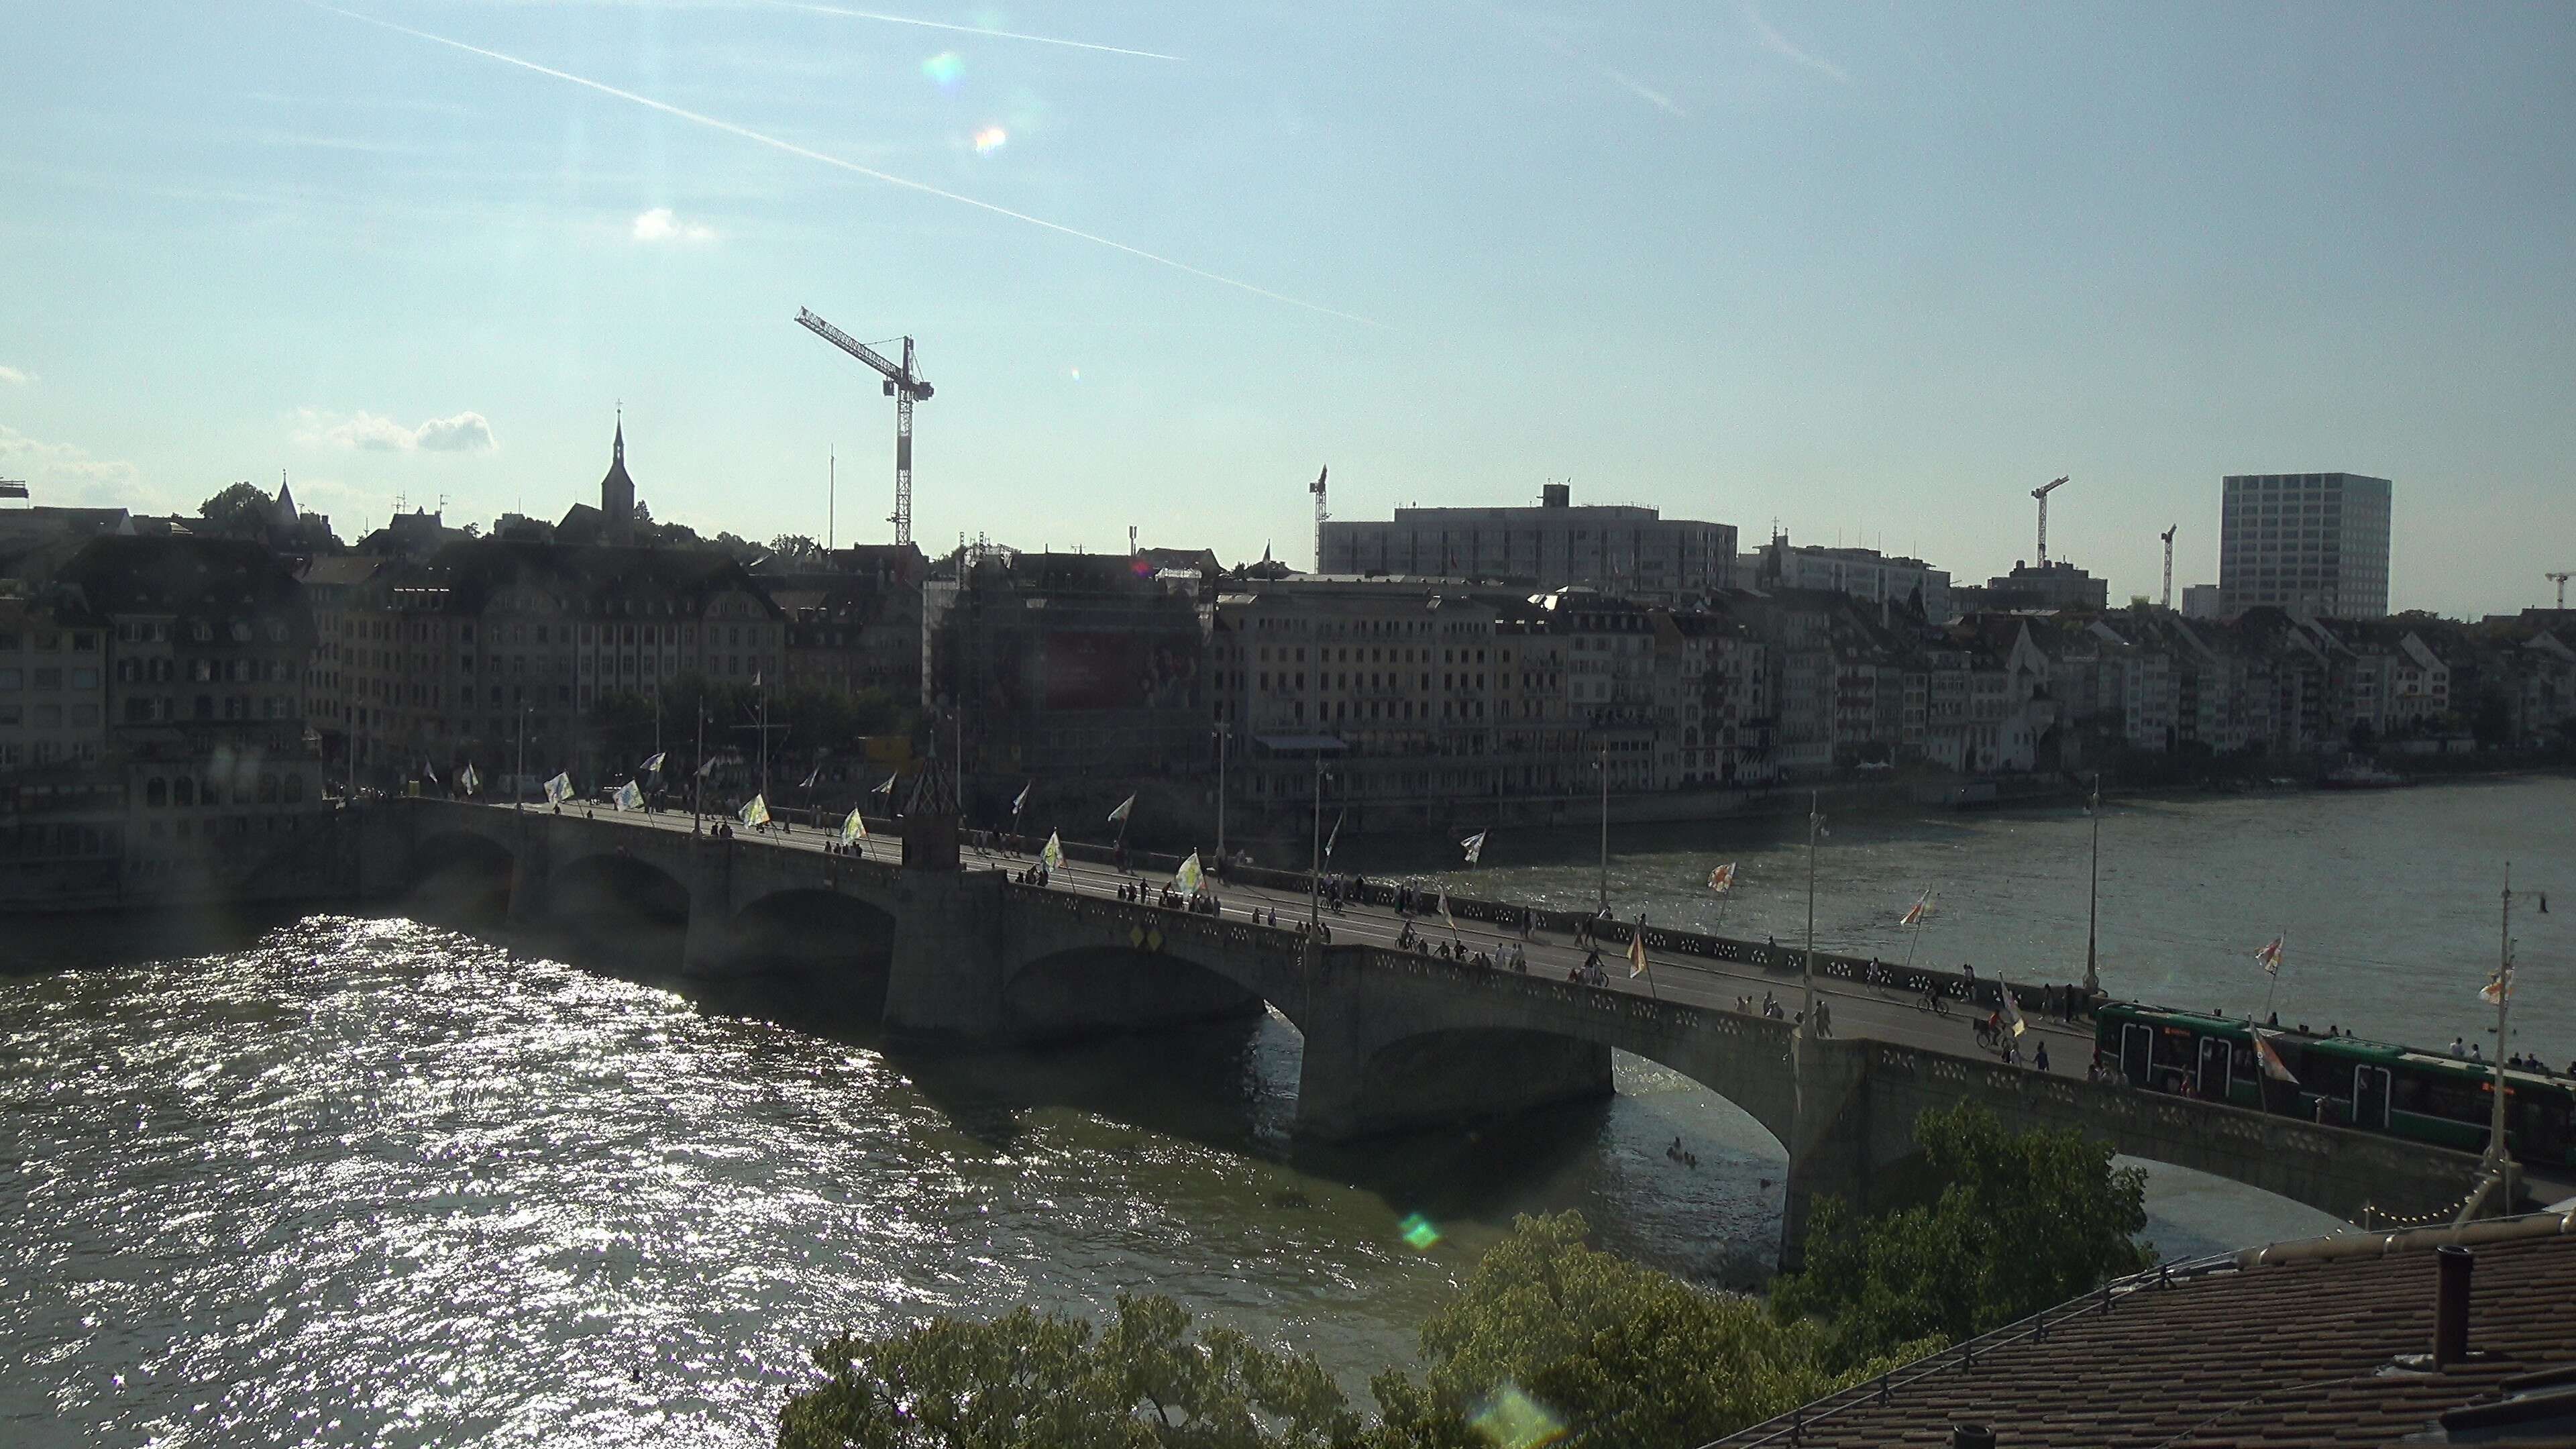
[2094,1002,2576,1171]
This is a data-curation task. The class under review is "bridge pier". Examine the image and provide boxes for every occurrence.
[880,869,1013,1040]
[502,815,551,924]
[1779,1039,1878,1270]
[679,845,748,979]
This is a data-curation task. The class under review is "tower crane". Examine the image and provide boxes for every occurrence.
[1309,466,1328,572]
[2031,476,2069,565]
[796,307,932,547]
[2551,572,2571,609]
[2161,525,2178,609]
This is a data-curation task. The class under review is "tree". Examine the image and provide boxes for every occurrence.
[770,533,826,566]
[1367,1211,1870,1448]
[199,481,274,537]
[778,1295,1366,1449]
[1769,1103,2151,1370]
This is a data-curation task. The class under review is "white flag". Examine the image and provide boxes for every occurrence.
[698,754,720,778]
[1628,922,1650,979]
[800,765,820,791]
[1108,794,1136,824]
[1460,830,1486,865]
[422,761,439,784]
[1325,810,1343,859]
[841,806,867,845]
[739,794,769,827]
[1900,889,1935,928]
[1041,831,1065,871]
[614,780,643,812]
[641,752,666,775]
[872,774,898,798]
[1174,851,1203,894]
[543,771,574,804]
[1012,781,1030,815]
[458,763,480,795]
[2000,981,2029,1038]
[1437,890,1456,934]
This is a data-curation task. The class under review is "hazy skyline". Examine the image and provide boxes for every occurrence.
[3,1,2569,614]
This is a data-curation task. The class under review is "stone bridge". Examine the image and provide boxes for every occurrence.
[372,798,2493,1260]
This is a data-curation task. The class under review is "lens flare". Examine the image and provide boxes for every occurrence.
[1066,366,1081,382]
[1470,1383,1567,1448]
[921,50,963,89]
[1398,1212,1442,1250]
[972,124,1008,156]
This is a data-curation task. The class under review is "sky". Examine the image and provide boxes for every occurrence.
[1,1,2569,616]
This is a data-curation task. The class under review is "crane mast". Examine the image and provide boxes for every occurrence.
[2031,475,2069,564]
[1309,466,1328,572]
[796,307,932,547]
[2161,525,2178,608]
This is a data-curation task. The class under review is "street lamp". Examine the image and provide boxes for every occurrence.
[1309,755,1331,931]
[2083,771,2104,998]
[1214,721,1232,872]
[1593,739,1610,914]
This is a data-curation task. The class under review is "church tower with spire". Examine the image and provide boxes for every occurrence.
[600,411,635,542]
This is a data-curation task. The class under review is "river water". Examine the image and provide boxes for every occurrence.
[3,777,2569,1447]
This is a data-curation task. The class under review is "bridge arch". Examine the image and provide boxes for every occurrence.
[407,828,518,923]
[1002,944,1271,1043]
[729,887,902,1017]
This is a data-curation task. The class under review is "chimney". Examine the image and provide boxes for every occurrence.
[1951,1426,1996,1449]
[1542,483,1570,509]
[2434,1244,2473,1366]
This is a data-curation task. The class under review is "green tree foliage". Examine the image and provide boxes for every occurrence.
[777,1295,1365,1449]
[770,533,826,566]
[1769,1103,2152,1369]
[199,481,274,537]
[1366,1210,1866,1448]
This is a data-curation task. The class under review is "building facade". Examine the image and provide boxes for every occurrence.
[1318,484,1737,596]
[1741,535,1953,621]
[2220,472,2392,618]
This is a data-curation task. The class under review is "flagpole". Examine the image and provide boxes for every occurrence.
[515,706,527,814]
[1803,790,1820,1037]
[1595,740,1609,914]
[2084,771,2102,998]
[1213,723,1230,872]
[2486,863,2515,1174]
[692,706,705,835]
[1309,755,1324,932]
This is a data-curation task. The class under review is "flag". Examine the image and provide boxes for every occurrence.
[1810,806,1829,839]
[1460,830,1487,865]
[614,780,643,812]
[1108,794,1135,824]
[1174,851,1203,894]
[543,771,574,804]
[872,774,897,799]
[2481,965,2513,1005]
[1437,890,1456,934]
[2000,982,2029,1037]
[800,765,820,791]
[422,761,439,784]
[641,751,665,775]
[2253,1030,2300,1084]
[1900,889,1935,928]
[1012,781,1030,816]
[751,670,761,688]
[458,763,480,795]
[1708,861,1737,893]
[1041,831,1065,871]
[2255,936,2284,975]
[841,806,867,845]
[739,794,770,827]
[1325,810,1343,859]
[698,754,720,778]
[1627,922,1650,978]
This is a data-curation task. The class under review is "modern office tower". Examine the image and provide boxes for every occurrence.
[2219,473,2391,618]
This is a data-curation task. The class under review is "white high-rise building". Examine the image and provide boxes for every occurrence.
[2219,473,2391,619]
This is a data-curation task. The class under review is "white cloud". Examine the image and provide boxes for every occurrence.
[0,423,153,508]
[293,408,498,453]
[1744,3,1851,85]
[631,206,716,244]
[0,365,33,386]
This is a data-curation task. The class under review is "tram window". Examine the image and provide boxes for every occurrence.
[2231,1042,2257,1083]
[2392,1075,2425,1112]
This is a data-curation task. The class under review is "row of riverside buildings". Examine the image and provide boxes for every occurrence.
[3,439,2572,899]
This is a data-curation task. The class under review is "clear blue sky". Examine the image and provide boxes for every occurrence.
[2,1,2569,614]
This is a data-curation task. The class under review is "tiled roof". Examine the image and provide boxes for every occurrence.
[1712,1213,2576,1449]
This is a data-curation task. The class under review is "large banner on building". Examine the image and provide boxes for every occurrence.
[1040,630,1197,711]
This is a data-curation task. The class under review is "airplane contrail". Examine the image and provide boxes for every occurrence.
[298,2,1374,326]
[762,1,1184,62]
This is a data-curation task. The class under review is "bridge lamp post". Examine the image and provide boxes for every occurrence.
[1594,740,1609,915]
[2084,771,2102,1000]
[1309,755,1332,932]
[514,706,529,814]
[1214,722,1231,872]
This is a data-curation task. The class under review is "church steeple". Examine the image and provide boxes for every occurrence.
[600,409,635,542]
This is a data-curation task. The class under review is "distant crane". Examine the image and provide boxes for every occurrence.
[1309,466,1329,572]
[796,307,933,547]
[2031,476,2070,565]
[2161,525,2178,609]
[2551,571,2572,609]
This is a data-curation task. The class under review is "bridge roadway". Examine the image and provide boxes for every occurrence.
[380,798,2506,1263]
[464,798,2098,1077]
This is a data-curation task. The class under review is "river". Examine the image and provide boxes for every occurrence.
[2,777,2567,1446]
